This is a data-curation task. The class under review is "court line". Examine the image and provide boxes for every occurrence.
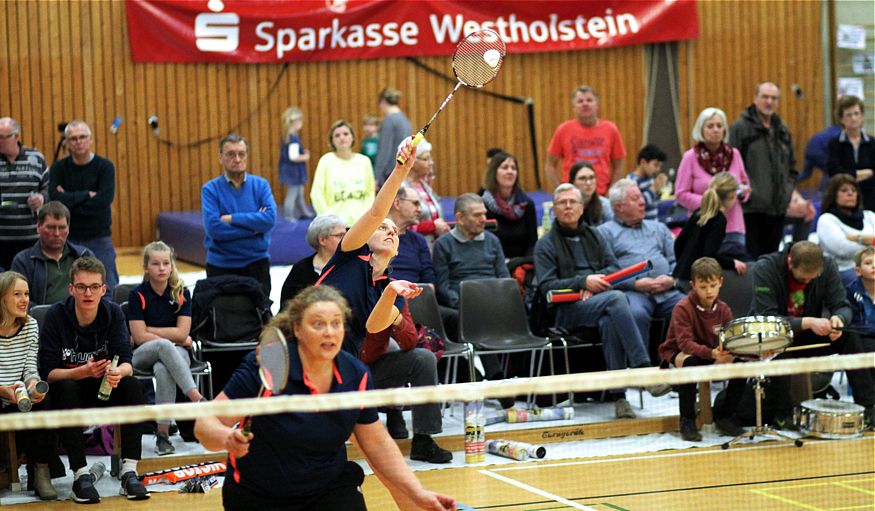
[479,469,599,511]
[833,479,875,496]
[490,437,874,472]
[748,488,824,511]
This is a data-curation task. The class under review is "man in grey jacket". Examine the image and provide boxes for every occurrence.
[730,82,797,258]
[750,241,874,428]
[11,201,93,305]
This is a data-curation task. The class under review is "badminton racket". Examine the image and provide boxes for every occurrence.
[397,28,506,164]
[231,326,290,483]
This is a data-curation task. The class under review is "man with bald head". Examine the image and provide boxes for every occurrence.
[0,117,48,270]
[730,82,797,258]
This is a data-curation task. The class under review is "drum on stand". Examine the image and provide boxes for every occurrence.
[795,399,865,439]
[720,316,793,359]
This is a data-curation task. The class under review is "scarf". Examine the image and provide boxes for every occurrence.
[695,142,734,175]
[548,218,606,280]
[481,189,527,221]
[827,206,864,231]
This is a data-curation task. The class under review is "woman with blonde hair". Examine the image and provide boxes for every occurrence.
[310,119,376,226]
[0,271,57,499]
[674,172,747,281]
[128,241,204,456]
[195,285,456,510]
[676,107,751,261]
[278,106,314,222]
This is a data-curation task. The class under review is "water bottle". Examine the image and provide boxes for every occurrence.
[97,356,119,401]
[464,400,485,464]
[13,382,31,412]
[89,461,106,483]
[540,202,554,234]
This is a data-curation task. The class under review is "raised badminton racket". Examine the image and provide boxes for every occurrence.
[231,326,290,482]
[397,28,506,164]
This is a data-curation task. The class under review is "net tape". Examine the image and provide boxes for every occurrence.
[4,353,872,431]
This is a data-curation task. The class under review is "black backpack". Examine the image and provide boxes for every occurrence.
[191,275,272,343]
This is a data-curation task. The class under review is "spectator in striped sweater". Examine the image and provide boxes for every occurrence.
[0,117,48,271]
[0,271,56,500]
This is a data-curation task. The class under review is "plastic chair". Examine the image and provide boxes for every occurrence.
[112,283,136,304]
[408,284,475,387]
[459,278,554,405]
[720,261,757,319]
[29,304,53,328]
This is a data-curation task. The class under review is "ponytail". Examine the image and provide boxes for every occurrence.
[697,172,739,227]
[698,188,721,226]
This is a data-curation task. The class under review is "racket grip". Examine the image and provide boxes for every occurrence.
[396,132,425,165]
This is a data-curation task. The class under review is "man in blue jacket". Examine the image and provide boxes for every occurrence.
[38,256,149,503]
[11,201,93,305]
[201,134,276,295]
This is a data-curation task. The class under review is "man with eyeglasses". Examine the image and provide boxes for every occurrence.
[729,82,797,258]
[387,186,460,344]
[47,120,120,293]
[535,183,670,419]
[0,117,48,271]
[38,256,150,503]
[201,134,276,295]
[11,201,93,305]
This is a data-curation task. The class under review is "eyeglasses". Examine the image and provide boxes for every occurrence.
[327,232,346,239]
[554,199,582,207]
[222,151,248,159]
[0,132,17,140]
[399,198,421,207]
[66,134,91,143]
[416,155,433,162]
[72,283,103,294]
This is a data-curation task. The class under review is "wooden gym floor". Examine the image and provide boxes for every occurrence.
[6,435,872,510]
[32,251,870,510]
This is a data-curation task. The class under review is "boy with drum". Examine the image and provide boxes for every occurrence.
[659,257,747,441]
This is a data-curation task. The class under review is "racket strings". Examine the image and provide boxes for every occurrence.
[453,34,505,87]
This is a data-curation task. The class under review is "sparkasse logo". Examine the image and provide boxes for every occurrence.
[195,0,239,53]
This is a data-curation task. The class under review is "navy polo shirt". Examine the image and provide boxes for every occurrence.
[222,344,377,499]
[318,244,404,356]
[126,282,192,327]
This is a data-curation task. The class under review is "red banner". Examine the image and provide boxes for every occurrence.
[126,0,699,64]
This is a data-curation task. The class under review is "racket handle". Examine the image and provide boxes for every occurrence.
[396,132,425,165]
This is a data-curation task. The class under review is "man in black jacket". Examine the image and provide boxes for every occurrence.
[38,256,149,503]
[730,82,797,258]
[750,241,874,428]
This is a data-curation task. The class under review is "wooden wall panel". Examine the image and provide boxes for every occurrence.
[0,0,823,248]
[678,0,823,187]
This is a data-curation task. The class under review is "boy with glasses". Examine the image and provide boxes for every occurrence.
[38,256,149,503]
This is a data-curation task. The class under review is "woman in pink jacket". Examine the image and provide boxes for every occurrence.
[676,107,752,261]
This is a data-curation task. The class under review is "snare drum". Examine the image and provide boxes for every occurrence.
[795,399,865,439]
[720,316,792,357]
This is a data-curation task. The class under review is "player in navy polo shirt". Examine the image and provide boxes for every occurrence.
[128,241,205,456]
[194,286,455,510]
[318,138,423,356]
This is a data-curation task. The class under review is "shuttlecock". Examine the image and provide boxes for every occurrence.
[483,49,501,68]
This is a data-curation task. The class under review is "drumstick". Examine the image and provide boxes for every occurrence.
[783,343,831,352]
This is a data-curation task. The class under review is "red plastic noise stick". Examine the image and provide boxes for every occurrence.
[604,260,652,284]
[546,260,652,304]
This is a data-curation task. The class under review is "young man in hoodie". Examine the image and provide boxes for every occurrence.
[38,256,150,504]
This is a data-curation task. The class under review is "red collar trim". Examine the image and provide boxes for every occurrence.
[302,362,342,395]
